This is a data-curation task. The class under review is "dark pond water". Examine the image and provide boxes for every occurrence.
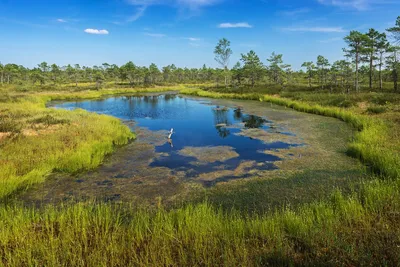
[54,94,301,180]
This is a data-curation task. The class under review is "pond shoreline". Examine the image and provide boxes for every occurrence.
[1,86,400,266]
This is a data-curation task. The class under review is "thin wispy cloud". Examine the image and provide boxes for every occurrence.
[184,37,201,41]
[279,8,310,16]
[144,32,166,37]
[218,22,253,28]
[125,0,222,22]
[282,26,346,33]
[317,0,396,11]
[57,18,67,23]
[84,29,109,35]
[127,5,147,22]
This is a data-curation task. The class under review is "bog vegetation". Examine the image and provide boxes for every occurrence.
[0,16,400,266]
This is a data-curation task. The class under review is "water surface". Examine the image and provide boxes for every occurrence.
[55,94,301,179]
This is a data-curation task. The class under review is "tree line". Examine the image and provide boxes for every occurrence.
[1,16,399,92]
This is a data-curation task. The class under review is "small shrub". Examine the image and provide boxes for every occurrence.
[327,96,356,108]
[0,115,22,133]
[371,94,392,105]
[367,106,386,114]
[30,114,70,125]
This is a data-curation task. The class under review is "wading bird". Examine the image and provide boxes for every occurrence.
[167,128,174,147]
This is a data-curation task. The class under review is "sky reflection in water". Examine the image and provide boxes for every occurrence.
[54,94,300,178]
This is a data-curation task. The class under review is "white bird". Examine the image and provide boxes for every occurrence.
[168,128,174,139]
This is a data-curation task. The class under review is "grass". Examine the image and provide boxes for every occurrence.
[0,86,186,200]
[366,105,387,114]
[1,180,400,266]
[0,94,135,200]
[0,83,400,265]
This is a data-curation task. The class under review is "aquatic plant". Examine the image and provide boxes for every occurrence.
[180,88,400,180]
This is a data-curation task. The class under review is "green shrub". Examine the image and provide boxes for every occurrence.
[366,106,386,114]
[30,114,70,125]
[0,115,22,133]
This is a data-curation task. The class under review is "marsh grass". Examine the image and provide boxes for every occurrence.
[1,180,400,266]
[366,105,387,114]
[0,94,135,200]
[1,85,400,265]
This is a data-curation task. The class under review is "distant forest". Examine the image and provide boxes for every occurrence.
[1,16,400,92]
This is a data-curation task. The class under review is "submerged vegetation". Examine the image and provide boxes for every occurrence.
[0,16,400,266]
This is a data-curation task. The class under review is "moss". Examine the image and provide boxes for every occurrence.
[178,146,239,163]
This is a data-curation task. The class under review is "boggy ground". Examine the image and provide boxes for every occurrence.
[19,94,364,212]
[1,85,399,266]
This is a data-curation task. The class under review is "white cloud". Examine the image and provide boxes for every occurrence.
[57,19,67,23]
[184,37,201,41]
[218,22,253,28]
[84,29,109,35]
[176,0,221,9]
[282,27,346,33]
[280,8,310,16]
[127,5,147,22]
[144,32,166,37]
[125,0,222,21]
[316,0,395,10]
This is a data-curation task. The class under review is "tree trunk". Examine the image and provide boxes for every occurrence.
[321,70,324,90]
[369,53,373,89]
[379,53,383,90]
[308,76,311,88]
[394,50,398,93]
[355,51,359,93]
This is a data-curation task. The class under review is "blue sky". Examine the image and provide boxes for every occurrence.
[0,0,399,70]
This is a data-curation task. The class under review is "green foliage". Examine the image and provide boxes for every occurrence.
[0,94,135,199]
[240,50,264,87]
[366,105,387,114]
[30,114,70,125]
[387,15,400,42]
[0,114,22,133]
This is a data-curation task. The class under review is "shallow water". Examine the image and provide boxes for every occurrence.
[55,94,301,177]
[20,93,362,206]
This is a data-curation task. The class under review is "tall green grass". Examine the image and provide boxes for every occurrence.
[1,86,400,265]
[0,95,135,199]
[1,179,399,266]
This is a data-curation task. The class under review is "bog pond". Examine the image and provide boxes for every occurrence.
[21,93,365,207]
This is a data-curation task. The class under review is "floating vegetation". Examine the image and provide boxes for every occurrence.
[178,146,239,163]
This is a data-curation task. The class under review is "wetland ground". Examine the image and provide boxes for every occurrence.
[20,93,364,210]
[0,85,399,266]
